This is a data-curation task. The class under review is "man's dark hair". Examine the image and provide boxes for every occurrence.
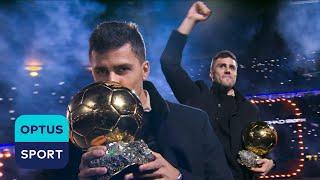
[213,50,237,61]
[89,21,146,62]
[210,50,238,69]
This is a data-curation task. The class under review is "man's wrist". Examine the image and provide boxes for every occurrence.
[185,15,198,23]
[178,17,196,35]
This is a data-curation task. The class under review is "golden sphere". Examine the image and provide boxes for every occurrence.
[242,121,278,156]
[67,81,144,149]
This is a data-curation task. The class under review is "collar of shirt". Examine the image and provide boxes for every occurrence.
[142,90,152,112]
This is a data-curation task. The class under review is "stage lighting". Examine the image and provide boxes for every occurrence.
[29,71,39,77]
[25,58,43,77]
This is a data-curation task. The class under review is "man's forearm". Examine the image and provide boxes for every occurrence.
[160,30,188,65]
[177,17,197,35]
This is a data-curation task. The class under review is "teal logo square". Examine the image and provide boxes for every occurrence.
[15,115,69,142]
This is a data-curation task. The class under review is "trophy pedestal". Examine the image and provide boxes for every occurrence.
[237,150,261,168]
[89,140,155,180]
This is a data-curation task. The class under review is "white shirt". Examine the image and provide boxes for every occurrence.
[142,90,152,112]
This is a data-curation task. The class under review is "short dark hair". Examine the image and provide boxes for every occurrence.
[211,50,237,69]
[213,50,237,61]
[89,21,146,62]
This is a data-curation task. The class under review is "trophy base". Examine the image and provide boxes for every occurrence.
[89,140,155,180]
[237,150,261,168]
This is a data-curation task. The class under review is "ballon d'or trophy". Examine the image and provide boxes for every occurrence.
[238,121,278,168]
[67,82,155,179]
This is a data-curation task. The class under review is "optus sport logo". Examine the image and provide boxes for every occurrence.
[15,115,69,169]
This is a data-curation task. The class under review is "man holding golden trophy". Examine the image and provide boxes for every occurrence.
[160,1,277,179]
[63,21,234,180]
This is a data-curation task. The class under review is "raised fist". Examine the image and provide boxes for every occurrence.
[186,1,212,22]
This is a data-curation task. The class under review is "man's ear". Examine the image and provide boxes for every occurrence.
[89,52,97,81]
[142,60,150,80]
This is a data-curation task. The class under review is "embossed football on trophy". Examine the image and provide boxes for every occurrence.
[67,81,144,149]
[238,121,278,168]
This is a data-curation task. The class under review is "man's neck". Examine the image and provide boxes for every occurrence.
[139,91,147,105]
[139,89,151,111]
[212,81,235,97]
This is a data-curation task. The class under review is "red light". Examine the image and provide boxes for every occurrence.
[0,162,3,167]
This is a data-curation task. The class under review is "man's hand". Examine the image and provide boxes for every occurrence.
[250,159,274,176]
[187,1,212,22]
[124,151,180,180]
[78,146,107,180]
[178,1,212,35]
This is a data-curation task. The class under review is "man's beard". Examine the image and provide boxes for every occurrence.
[221,82,234,90]
[219,78,235,88]
[212,79,235,90]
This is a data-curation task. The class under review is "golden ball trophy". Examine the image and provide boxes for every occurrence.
[67,82,154,179]
[238,121,278,168]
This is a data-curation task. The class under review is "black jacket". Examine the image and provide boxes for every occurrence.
[37,81,234,180]
[160,31,260,180]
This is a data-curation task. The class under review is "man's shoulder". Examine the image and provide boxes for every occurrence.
[236,91,259,111]
[163,101,212,135]
[166,101,209,121]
